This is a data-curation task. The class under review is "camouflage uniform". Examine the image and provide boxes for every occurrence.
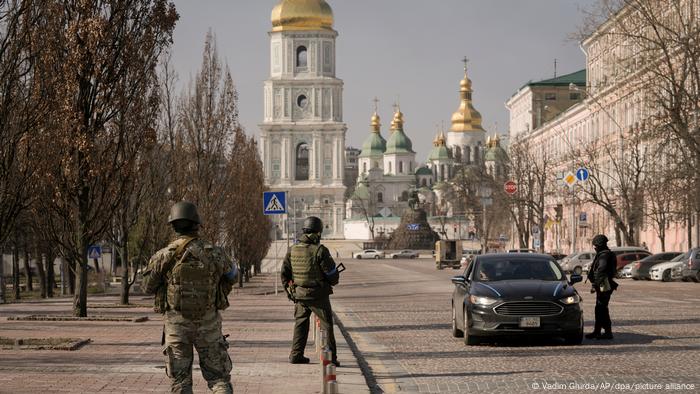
[144,235,235,394]
[281,233,340,363]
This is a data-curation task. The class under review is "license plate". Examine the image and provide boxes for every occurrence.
[519,317,540,328]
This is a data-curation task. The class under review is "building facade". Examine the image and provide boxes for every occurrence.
[259,0,346,238]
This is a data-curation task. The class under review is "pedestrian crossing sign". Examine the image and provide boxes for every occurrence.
[263,191,287,215]
[87,246,102,260]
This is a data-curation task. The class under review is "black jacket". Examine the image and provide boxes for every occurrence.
[588,248,617,289]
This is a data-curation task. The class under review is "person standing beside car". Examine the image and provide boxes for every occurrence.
[585,234,618,340]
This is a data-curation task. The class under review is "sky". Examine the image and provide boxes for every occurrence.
[170,0,598,161]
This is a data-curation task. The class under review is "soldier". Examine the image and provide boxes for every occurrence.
[143,201,237,394]
[585,234,618,340]
[281,216,340,366]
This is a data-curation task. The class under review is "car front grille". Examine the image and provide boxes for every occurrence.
[494,301,563,316]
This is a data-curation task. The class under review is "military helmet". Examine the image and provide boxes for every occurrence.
[168,201,201,224]
[591,234,608,247]
[302,216,323,234]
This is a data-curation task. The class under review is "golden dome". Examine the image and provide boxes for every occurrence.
[451,68,484,133]
[271,0,334,32]
[391,108,405,131]
[370,112,381,133]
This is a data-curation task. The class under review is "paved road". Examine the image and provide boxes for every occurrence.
[332,257,700,393]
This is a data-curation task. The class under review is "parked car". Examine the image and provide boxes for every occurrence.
[619,262,636,279]
[389,250,418,259]
[680,247,700,282]
[450,253,584,346]
[353,249,385,259]
[614,251,652,274]
[559,252,594,275]
[649,252,690,281]
[507,249,536,253]
[630,252,683,280]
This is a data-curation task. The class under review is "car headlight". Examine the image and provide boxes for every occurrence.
[469,295,498,306]
[559,294,581,305]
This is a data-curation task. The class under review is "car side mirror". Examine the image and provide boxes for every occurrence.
[451,276,467,285]
[569,274,583,285]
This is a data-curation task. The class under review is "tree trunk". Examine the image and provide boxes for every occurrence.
[238,263,244,288]
[36,252,47,298]
[23,249,32,292]
[73,261,88,317]
[688,213,693,250]
[0,248,6,303]
[120,243,130,305]
[46,250,55,298]
[68,259,76,295]
[12,246,20,300]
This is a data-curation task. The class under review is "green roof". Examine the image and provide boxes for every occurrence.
[359,132,386,158]
[526,69,586,88]
[415,166,432,176]
[484,146,508,162]
[428,145,450,161]
[385,129,414,154]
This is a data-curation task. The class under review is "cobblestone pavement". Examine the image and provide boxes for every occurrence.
[332,258,700,394]
[0,274,368,393]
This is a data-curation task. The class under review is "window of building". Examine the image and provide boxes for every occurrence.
[297,95,308,108]
[569,92,581,100]
[544,93,557,101]
[388,161,392,173]
[296,46,307,68]
[399,161,404,174]
[295,143,309,181]
[363,162,367,173]
[373,161,379,168]
[377,192,383,203]
[421,179,427,187]
[465,146,471,164]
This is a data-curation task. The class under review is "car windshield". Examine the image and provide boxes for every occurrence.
[671,252,689,262]
[475,258,563,282]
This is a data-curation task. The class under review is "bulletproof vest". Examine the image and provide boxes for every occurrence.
[166,242,219,319]
[290,243,322,287]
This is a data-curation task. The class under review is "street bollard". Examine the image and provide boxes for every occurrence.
[312,315,317,346]
[325,363,338,394]
[321,348,332,394]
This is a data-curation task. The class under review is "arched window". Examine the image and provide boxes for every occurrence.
[296,46,307,68]
[363,162,367,173]
[474,144,480,163]
[377,192,383,203]
[295,143,309,180]
[373,161,379,168]
[421,179,427,187]
[399,161,404,174]
[454,147,462,162]
[440,164,446,181]
[464,146,471,164]
[388,161,392,173]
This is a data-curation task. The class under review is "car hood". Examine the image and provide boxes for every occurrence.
[650,261,684,271]
[474,280,574,300]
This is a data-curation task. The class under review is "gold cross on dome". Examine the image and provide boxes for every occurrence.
[462,56,469,73]
[373,97,379,113]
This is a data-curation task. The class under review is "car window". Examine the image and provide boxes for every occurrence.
[464,260,475,279]
[581,253,590,260]
[475,259,562,282]
[671,252,690,262]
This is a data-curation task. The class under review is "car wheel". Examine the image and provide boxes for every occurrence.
[463,307,479,346]
[374,255,380,260]
[573,266,582,275]
[662,269,672,282]
[393,255,398,259]
[615,269,624,279]
[451,304,463,338]
[632,277,639,281]
[356,255,362,259]
[682,276,691,282]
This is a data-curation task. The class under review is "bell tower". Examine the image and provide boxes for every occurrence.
[260,0,346,239]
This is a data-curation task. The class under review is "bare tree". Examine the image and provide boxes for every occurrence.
[35,0,178,316]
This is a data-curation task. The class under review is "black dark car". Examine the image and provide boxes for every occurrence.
[450,253,584,345]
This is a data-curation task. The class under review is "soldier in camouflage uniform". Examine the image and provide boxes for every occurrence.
[281,216,340,366]
[143,202,237,394]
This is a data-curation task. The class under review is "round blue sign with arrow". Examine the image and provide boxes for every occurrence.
[576,168,590,182]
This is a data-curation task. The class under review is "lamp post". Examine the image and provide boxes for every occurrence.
[478,185,493,255]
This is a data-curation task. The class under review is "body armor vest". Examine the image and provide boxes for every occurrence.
[167,243,219,319]
[290,243,322,287]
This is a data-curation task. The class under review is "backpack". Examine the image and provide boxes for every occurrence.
[166,240,219,319]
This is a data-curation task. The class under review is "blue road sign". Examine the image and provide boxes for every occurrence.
[263,191,287,215]
[576,168,590,182]
[87,246,102,260]
[407,224,420,231]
